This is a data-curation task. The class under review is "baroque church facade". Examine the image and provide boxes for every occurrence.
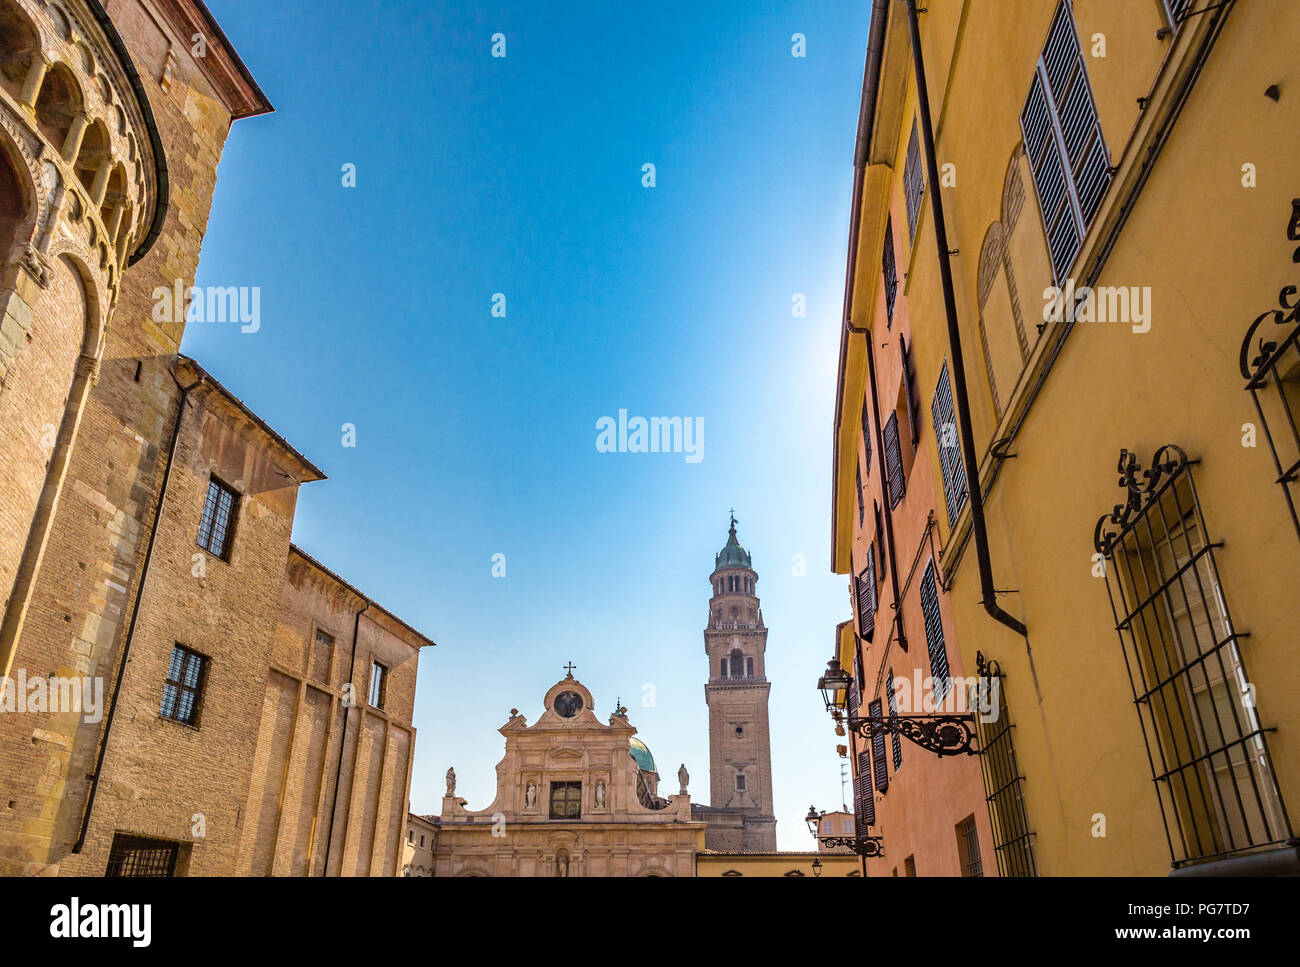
[430,519,785,875]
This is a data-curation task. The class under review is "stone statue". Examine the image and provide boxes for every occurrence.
[557,853,569,877]
[678,763,689,796]
[525,781,537,808]
[445,766,456,797]
[595,780,606,809]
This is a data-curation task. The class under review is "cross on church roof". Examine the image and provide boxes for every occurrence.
[563,661,577,678]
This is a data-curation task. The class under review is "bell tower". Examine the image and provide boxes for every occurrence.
[701,513,777,851]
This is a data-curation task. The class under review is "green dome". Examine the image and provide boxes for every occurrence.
[629,736,656,773]
[714,517,752,571]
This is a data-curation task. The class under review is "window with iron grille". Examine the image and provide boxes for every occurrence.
[549,781,582,819]
[160,644,207,726]
[106,834,179,877]
[1095,446,1293,868]
[932,360,969,524]
[903,119,924,242]
[854,748,875,833]
[883,412,905,508]
[1240,249,1300,547]
[956,815,984,877]
[882,216,898,326]
[861,399,873,473]
[856,555,876,642]
[869,697,889,791]
[1020,0,1111,283]
[972,653,1037,876]
[196,476,238,560]
[919,561,951,702]
[856,465,865,528]
[900,334,921,447]
[886,669,902,770]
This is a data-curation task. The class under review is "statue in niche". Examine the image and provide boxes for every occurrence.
[595,779,606,809]
[525,781,537,808]
[556,853,569,877]
[678,763,689,796]
[445,767,456,797]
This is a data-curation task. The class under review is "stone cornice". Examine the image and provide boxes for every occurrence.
[152,0,272,118]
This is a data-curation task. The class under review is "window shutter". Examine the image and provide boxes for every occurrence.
[882,216,898,326]
[900,334,921,446]
[884,412,906,508]
[873,503,887,578]
[903,119,925,242]
[932,360,969,524]
[869,698,889,791]
[886,668,903,769]
[847,672,861,720]
[856,559,876,642]
[920,562,951,702]
[1020,0,1111,282]
[861,400,873,473]
[855,749,875,833]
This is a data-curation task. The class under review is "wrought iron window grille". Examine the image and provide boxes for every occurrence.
[972,652,1037,876]
[1239,200,1300,546]
[1094,446,1294,869]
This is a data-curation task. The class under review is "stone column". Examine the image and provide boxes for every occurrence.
[18,55,51,113]
[61,111,91,164]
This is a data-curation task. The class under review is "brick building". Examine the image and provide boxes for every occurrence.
[0,0,432,876]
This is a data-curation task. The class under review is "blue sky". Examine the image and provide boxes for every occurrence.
[189,0,869,850]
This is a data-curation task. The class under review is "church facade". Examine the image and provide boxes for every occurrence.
[433,671,705,876]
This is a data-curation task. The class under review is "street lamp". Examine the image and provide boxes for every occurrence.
[811,857,823,877]
[804,805,823,840]
[817,658,852,712]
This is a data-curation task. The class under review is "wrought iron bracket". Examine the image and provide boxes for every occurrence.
[844,713,977,757]
[819,835,884,858]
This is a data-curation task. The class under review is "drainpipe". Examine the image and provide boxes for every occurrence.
[321,598,369,876]
[73,367,202,853]
[900,0,1027,639]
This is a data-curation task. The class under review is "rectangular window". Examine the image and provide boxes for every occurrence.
[956,815,984,877]
[1098,451,1291,867]
[903,119,925,242]
[873,503,887,578]
[408,830,414,843]
[861,400,873,473]
[904,854,917,877]
[932,360,969,525]
[854,749,875,833]
[746,657,754,678]
[900,334,921,447]
[856,555,876,642]
[1020,0,1111,282]
[549,781,582,819]
[920,561,951,702]
[883,412,906,509]
[869,697,889,792]
[368,660,387,709]
[886,668,902,770]
[196,477,238,560]
[856,465,865,528]
[734,773,747,793]
[971,653,1038,876]
[882,216,898,326]
[160,644,207,726]
[106,834,179,877]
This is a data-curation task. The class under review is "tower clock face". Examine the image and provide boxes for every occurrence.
[553,691,584,718]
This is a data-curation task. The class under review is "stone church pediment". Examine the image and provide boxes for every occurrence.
[548,747,584,760]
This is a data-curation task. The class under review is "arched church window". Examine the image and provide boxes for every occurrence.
[729,651,744,678]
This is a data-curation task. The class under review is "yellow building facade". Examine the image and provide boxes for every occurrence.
[832,0,1298,875]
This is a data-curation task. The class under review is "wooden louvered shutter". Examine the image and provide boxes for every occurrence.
[920,562,952,702]
[932,360,968,525]
[903,119,925,242]
[884,412,905,508]
[861,400,872,473]
[886,668,903,769]
[869,698,889,791]
[1020,0,1111,282]
[856,560,875,642]
[882,216,898,327]
[855,749,875,833]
